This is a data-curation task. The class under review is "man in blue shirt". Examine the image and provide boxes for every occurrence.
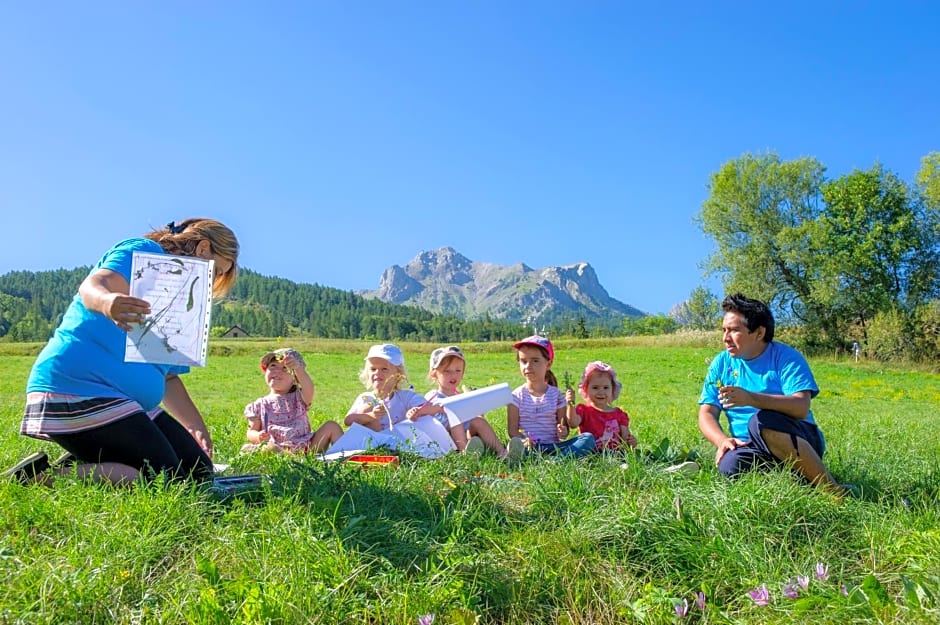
[698,293,847,495]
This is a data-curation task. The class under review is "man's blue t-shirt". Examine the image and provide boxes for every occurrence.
[27,238,188,410]
[698,341,822,448]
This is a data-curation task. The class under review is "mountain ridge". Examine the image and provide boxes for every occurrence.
[362,247,645,327]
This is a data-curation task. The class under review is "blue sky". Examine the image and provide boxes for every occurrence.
[1,2,937,314]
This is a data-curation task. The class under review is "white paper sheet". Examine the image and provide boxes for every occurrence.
[436,383,513,427]
[124,251,214,367]
[324,418,456,458]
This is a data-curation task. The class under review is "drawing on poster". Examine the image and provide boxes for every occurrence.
[125,252,214,367]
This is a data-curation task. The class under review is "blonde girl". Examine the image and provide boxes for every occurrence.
[565,361,637,451]
[242,348,342,454]
[344,344,426,432]
[407,345,507,456]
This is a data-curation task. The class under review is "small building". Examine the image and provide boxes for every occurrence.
[221,324,249,338]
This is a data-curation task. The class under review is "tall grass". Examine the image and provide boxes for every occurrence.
[1,338,938,623]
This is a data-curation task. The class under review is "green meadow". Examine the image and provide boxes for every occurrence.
[1,337,938,624]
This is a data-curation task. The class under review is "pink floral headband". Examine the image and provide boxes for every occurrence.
[579,361,622,401]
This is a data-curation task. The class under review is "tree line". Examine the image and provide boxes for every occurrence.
[0,267,528,343]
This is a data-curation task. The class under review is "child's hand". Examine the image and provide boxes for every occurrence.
[623,432,638,449]
[258,431,271,442]
[405,407,419,421]
[557,422,570,439]
[565,388,576,406]
[281,353,303,373]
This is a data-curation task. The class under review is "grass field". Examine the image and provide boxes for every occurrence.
[1,337,938,624]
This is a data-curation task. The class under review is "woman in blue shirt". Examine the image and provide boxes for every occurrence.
[5,218,238,486]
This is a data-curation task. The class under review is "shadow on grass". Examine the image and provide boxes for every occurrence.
[239,453,521,573]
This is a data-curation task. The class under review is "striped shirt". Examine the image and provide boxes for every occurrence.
[21,392,160,440]
[512,385,566,444]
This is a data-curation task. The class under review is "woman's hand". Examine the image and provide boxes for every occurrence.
[79,268,151,331]
[103,293,152,331]
[188,425,213,459]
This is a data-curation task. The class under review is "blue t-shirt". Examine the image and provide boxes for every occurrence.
[27,238,188,410]
[698,341,821,445]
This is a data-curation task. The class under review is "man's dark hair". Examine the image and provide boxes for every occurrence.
[722,293,775,343]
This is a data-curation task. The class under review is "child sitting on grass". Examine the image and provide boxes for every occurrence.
[241,348,342,454]
[506,335,595,463]
[344,344,427,431]
[565,361,637,452]
[565,360,699,474]
[406,345,507,457]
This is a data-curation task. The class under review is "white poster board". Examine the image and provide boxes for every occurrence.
[436,383,513,427]
[124,252,214,367]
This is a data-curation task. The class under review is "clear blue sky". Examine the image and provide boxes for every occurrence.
[1,2,937,314]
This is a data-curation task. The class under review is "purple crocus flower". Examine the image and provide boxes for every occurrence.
[674,598,689,619]
[417,615,435,625]
[796,575,809,590]
[782,582,800,599]
[694,591,706,611]
[815,563,830,581]
[749,584,770,606]
[841,584,849,597]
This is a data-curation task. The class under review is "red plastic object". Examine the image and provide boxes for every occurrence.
[346,455,400,467]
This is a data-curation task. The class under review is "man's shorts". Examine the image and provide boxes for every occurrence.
[718,410,825,478]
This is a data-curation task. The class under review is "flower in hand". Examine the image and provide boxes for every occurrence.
[564,388,576,406]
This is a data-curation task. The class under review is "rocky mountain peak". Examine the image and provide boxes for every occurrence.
[364,247,645,327]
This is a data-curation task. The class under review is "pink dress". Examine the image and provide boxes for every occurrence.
[244,389,314,450]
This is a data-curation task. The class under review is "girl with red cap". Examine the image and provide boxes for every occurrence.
[505,335,595,463]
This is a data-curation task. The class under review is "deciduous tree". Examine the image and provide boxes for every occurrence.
[698,153,940,348]
[670,286,720,329]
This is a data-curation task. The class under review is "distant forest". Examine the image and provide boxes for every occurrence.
[0,268,542,343]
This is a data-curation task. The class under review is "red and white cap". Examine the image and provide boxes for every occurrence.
[513,335,554,361]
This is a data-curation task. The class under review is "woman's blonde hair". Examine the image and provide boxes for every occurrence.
[144,218,239,298]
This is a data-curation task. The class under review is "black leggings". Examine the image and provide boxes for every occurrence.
[49,411,212,482]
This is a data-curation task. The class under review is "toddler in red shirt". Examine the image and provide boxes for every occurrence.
[565,361,637,451]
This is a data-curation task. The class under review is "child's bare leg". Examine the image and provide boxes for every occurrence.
[310,421,344,453]
[469,418,507,456]
[449,424,469,451]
